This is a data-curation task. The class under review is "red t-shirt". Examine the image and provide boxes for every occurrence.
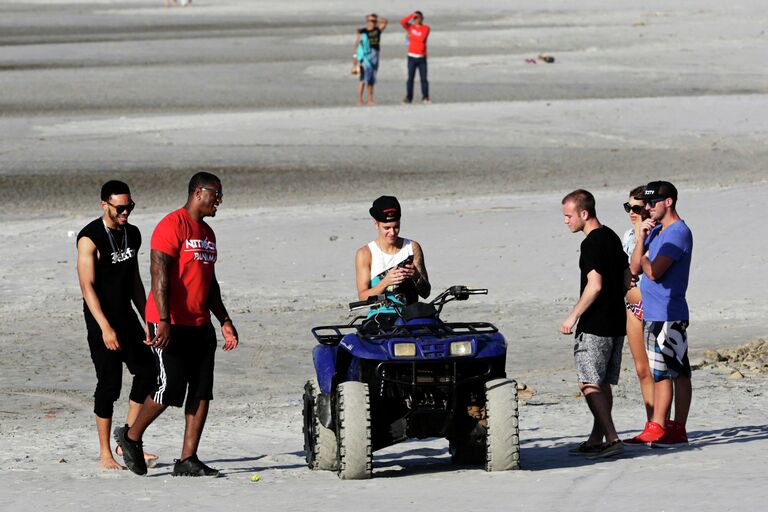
[401,15,430,56]
[145,208,217,326]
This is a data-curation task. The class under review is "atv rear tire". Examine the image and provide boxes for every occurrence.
[303,379,339,471]
[335,382,372,479]
[484,378,521,471]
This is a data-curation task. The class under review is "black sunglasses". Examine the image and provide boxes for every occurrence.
[200,186,223,199]
[647,197,667,207]
[623,202,644,214]
[107,200,135,214]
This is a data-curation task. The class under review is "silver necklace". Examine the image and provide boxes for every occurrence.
[102,219,132,263]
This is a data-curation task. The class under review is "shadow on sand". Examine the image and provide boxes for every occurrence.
[147,424,768,478]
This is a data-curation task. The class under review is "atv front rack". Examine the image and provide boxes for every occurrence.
[362,322,498,341]
[311,322,498,345]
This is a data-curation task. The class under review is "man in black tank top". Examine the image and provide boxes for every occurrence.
[76,180,157,470]
[353,13,388,105]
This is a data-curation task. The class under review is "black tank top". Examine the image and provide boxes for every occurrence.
[77,218,142,329]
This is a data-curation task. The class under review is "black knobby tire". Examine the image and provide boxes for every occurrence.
[303,379,339,471]
[335,381,373,480]
[484,378,521,471]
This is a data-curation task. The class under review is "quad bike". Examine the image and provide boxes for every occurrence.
[303,286,520,479]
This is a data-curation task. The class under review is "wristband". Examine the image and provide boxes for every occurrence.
[159,317,170,323]
[221,317,232,326]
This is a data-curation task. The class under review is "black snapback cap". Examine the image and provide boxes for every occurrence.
[369,196,401,222]
[635,181,678,202]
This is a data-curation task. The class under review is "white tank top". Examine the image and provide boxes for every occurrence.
[368,239,414,281]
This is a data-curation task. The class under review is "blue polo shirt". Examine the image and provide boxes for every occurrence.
[640,220,693,321]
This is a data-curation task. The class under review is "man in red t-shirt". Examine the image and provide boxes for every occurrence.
[401,11,431,104]
[114,172,240,477]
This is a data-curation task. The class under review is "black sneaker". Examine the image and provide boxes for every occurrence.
[586,440,624,460]
[172,455,220,477]
[568,441,604,456]
[113,424,147,476]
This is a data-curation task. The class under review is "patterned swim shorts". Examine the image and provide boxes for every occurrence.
[573,332,624,385]
[644,320,691,382]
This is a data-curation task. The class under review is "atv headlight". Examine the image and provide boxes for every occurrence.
[450,341,473,356]
[393,343,417,357]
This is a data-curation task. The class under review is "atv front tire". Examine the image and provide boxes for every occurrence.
[335,381,372,479]
[303,379,339,471]
[484,378,521,471]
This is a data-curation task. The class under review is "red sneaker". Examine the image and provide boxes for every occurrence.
[624,421,665,445]
[652,420,689,447]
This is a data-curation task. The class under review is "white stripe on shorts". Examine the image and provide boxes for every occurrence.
[152,345,167,404]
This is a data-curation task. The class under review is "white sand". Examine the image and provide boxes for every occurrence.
[1,0,767,510]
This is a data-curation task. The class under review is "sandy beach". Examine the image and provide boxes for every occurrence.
[1,0,767,510]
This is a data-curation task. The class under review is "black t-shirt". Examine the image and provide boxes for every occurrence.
[77,218,142,329]
[359,27,382,50]
[577,225,628,337]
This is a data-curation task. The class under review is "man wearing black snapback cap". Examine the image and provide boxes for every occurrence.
[355,196,430,332]
[628,181,693,446]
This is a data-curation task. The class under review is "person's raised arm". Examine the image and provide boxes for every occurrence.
[207,270,238,351]
[77,237,120,350]
[378,16,389,31]
[630,218,654,276]
[401,13,415,29]
[641,255,674,281]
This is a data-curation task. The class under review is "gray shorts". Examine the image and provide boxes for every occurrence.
[573,332,624,385]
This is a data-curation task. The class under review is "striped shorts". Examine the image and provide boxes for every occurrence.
[644,320,691,382]
[148,322,217,407]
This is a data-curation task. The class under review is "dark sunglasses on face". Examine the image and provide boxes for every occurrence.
[200,187,223,199]
[623,202,644,214]
[647,197,667,207]
[108,200,135,214]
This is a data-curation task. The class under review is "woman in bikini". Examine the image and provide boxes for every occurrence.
[622,186,655,435]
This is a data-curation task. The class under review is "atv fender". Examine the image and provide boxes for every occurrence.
[316,391,333,429]
[312,344,337,394]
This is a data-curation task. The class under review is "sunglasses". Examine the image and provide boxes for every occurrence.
[367,18,377,22]
[647,197,667,207]
[107,200,135,214]
[200,187,223,199]
[623,202,644,214]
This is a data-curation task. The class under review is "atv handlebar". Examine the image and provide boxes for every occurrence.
[348,286,488,313]
[348,294,387,311]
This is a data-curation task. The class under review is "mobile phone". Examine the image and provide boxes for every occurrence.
[396,255,414,268]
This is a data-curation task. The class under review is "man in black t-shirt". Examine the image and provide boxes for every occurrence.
[560,189,630,459]
[76,180,157,470]
[353,13,388,105]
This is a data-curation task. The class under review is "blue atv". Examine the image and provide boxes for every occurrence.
[303,286,520,479]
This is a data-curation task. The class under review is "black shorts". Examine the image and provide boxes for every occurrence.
[148,322,217,408]
[86,318,156,418]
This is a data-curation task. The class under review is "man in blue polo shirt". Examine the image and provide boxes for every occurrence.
[628,181,693,446]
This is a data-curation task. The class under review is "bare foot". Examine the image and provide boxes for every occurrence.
[116,445,159,466]
[367,100,375,106]
[100,455,124,470]
[357,99,364,106]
